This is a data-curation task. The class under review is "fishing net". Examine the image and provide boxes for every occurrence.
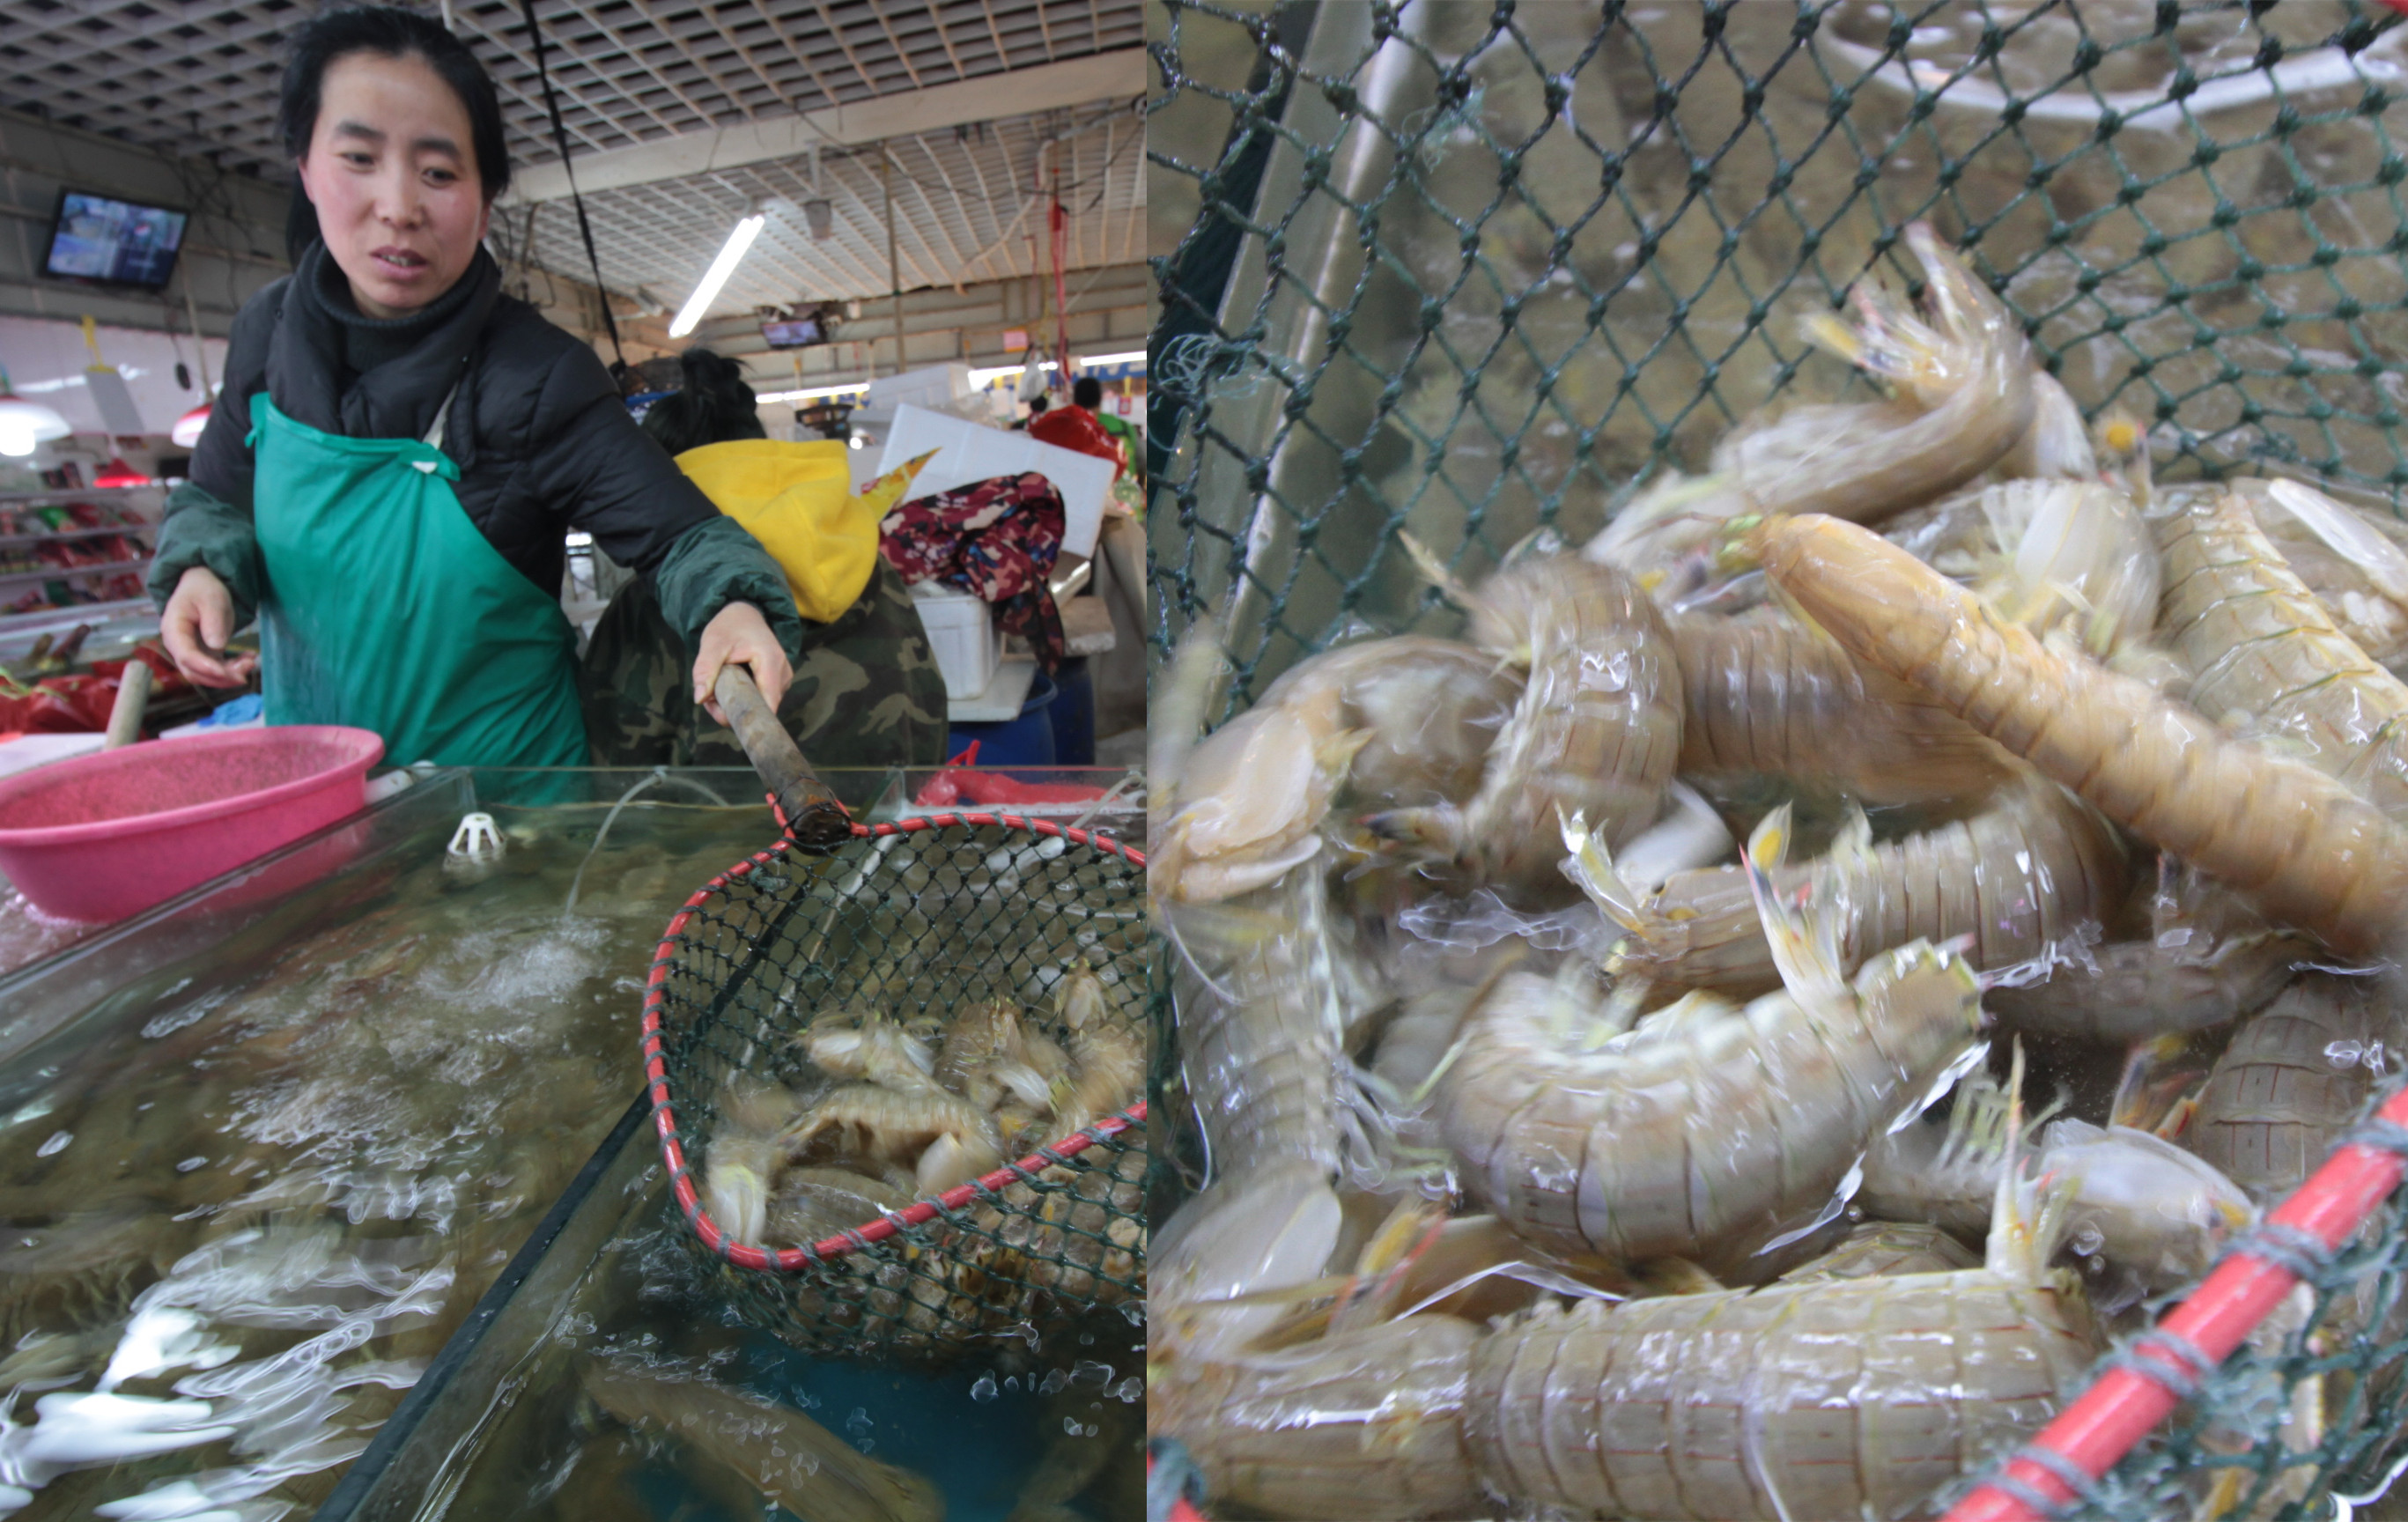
[1149,1,2408,1515]
[642,812,1148,1371]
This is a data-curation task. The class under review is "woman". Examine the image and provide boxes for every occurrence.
[583,350,949,769]
[151,7,798,766]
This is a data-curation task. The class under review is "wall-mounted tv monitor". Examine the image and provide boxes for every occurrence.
[761,314,826,350]
[43,191,189,290]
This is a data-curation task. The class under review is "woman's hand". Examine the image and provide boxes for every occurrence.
[159,565,260,688]
[692,601,791,725]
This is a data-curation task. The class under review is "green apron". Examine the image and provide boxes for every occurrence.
[249,389,588,767]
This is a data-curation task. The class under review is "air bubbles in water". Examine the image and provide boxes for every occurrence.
[34,1132,70,1157]
[2071,1224,2106,1258]
[970,1374,998,1402]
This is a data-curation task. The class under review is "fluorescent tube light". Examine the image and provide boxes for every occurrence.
[966,361,1061,388]
[1076,350,1148,367]
[668,213,765,338]
[756,381,870,403]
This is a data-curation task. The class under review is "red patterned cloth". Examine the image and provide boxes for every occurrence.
[878,472,1067,669]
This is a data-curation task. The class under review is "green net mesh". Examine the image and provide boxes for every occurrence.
[645,819,1147,1371]
[1151,0,2408,706]
[1150,1,2408,1514]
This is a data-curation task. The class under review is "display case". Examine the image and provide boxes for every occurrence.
[0,482,163,632]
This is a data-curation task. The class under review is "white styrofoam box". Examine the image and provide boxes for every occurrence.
[909,581,1001,701]
[0,732,103,780]
[877,404,1117,559]
[867,363,974,412]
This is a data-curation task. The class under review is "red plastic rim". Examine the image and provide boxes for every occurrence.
[0,725,384,846]
[641,810,1147,1274]
[1944,1082,2408,1520]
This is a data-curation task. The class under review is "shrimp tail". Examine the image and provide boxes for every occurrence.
[2265,477,2408,604]
[1907,219,1996,338]
[1742,803,1850,1013]
[1559,808,1647,935]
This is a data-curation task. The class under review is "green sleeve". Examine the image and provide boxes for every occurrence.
[650,514,809,662]
[148,479,263,630]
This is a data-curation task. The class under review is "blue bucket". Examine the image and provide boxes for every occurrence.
[944,669,1060,767]
[1046,659,1094,766]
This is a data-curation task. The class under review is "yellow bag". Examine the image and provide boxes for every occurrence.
[673,441,936,623]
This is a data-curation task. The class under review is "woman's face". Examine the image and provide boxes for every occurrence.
[295,51,488,320]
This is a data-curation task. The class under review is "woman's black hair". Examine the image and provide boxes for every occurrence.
[1072,376,1103,409]
[279,6,511,258]
[641,349,767,456]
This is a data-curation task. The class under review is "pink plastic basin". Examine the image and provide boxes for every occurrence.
[0,726,384,923]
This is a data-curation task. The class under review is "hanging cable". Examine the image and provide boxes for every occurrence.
[517,0,627,381]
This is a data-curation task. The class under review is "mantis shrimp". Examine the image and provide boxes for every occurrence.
[1160,1059,2102,1522]
[1370,551,1682,896]
[1586,222,2035,580]
[2186,972,2405,1202]
[1669,607,2014,805]
[1580,770,2128,997]
[2155,485,2408,817]
[1438,813,1984,1273]
[1150,632,1518,905]
[1464,1130,2101,1522]
[1745,512,2408,959]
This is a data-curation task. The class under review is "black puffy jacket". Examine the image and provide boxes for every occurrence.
[149,246,803,657]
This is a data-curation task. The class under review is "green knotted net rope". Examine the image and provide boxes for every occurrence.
[1149,2,2408,1517]
[647,819,1148,1372]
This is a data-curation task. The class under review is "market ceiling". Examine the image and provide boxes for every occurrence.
[0,1,1145,312]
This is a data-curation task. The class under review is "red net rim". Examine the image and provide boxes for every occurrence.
[640,811,1148,1274]
[1945,1082,2408,1520]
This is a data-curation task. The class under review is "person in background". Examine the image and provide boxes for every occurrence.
[1028,376,1126,478]
[151,6,797,765]
[582,349,949,769]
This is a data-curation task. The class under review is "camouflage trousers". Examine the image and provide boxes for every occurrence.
[580,558,951,771]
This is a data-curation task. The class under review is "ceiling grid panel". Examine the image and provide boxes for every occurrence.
[0,1,1141,327]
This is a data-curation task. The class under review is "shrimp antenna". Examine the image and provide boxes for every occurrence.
[1396,530,1477,610]
[1150,614,1229,824]
[1984,1038,2072,1282]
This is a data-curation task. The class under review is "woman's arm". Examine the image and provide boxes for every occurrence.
[149,285,280,684]
[521,345,809,710]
